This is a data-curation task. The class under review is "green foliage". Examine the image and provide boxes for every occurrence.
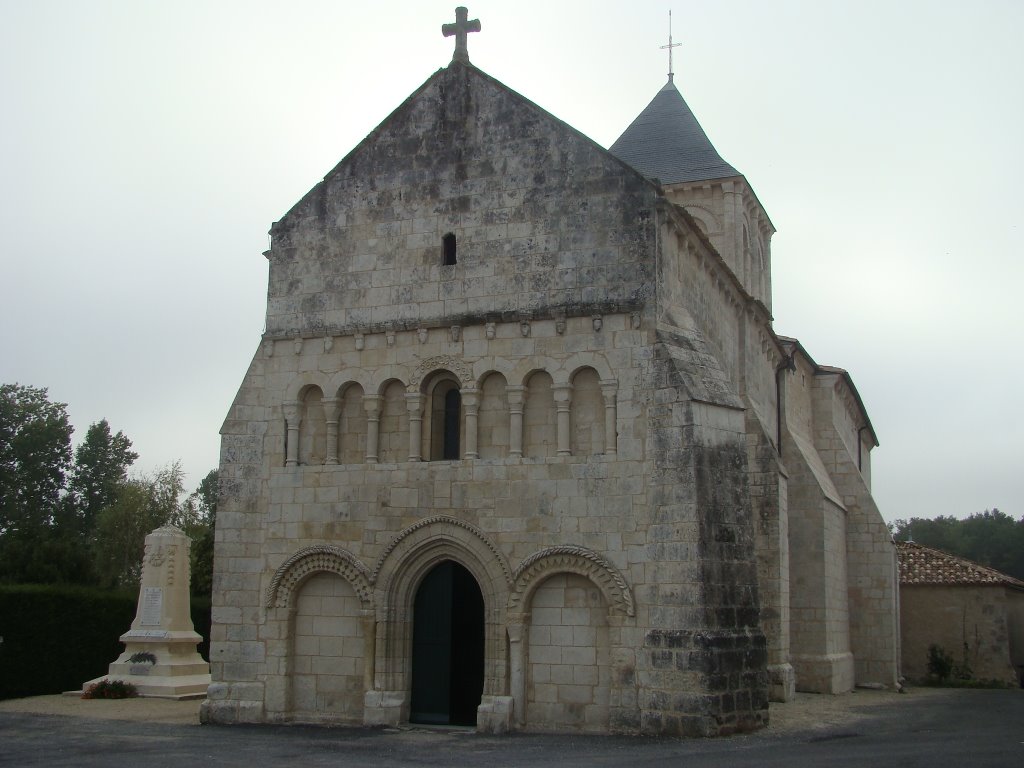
[0,385,81,584]
[0,584,135,698]
[91,464,185,589]
[0,381,216,594]
[927,643,954,681]
[82,679,137,699]
[0,384,73,536]
[891,509,1024,581]
[67,419,137,536]
[0,584,211,700]
[183,470,218,597]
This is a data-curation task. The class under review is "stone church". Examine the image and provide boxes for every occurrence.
[202,10,899,735]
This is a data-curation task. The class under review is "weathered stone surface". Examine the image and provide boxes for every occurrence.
[208,50,895,737]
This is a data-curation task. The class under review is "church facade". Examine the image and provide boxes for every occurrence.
[202,15,898,736]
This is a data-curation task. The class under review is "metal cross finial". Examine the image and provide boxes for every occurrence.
[660,10,681,82]
[442,7,481,64]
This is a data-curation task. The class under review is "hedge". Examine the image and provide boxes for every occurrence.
[0,585,211,700]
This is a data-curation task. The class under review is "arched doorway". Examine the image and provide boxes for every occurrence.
[410,560,484,725]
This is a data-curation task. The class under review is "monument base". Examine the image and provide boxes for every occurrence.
[83,629,211,700]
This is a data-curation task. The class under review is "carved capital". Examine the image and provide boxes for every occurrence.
[322,397,341,421]
[405,392,424,416]
[553,383,573,406]
[505,385,527,409]
[282,401,302,425]
[362,394,382,417]
[460,387,480,410]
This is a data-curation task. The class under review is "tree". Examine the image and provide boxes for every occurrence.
[891,509,1024,581]
[0,384,83,584]
[0,384,73,536]
[182,469,218,596]
[91,462,186,588]
[67,419,138,535]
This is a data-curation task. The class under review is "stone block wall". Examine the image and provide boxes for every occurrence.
[205,59,794,736]
[207,306,770,734]
[812,374,898,688]
[265,64,655,341]
[900,585,1019,685]
[525,573,611,731]
[290,572,366,721]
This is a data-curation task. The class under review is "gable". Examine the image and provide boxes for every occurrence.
[264,63,659,337]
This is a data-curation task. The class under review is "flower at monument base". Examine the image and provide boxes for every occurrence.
[81,679,138,699]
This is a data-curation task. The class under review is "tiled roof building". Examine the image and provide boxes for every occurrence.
[896,541,1024,685]
[897,541,1024,588]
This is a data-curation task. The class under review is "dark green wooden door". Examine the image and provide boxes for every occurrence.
[410,561,484,725]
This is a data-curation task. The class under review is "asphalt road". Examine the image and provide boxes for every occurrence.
[1,689,1021,768]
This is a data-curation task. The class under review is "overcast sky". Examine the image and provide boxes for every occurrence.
[1,0,1020,522]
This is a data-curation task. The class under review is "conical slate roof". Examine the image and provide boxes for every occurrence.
[609,76,738,185]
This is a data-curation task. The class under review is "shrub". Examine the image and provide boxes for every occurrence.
[82,679,137,699]
[0,584,211,700]
[927,644,954,681]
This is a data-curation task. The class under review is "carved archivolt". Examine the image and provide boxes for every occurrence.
[508,545,635,617]
[372,515,512,587]
[266,545,374,608]
[409,355,473,388]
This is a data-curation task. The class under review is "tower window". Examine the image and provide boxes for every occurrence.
[442,233,457,265]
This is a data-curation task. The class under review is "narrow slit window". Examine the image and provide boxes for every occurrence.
[442,233,457,265]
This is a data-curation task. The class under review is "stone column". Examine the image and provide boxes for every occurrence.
[361,610,376,692]
[506,385,526,458]
[553,383,573,456]
[363,394,381,464]
[600,379,618,456]
[461,387,479,459]
[507,617,527,727]
[323,398,341,465]
[283,401,302,467]
[406,392,424,462]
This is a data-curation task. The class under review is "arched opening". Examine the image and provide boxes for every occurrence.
[477,372,509,458]
[523,370,556,458]
[378,380,409,463]
[410,560,485,726]
[289,572,365,722]
[570,366,604,456]
[338,383,367,464]
[299,386,326,465]
[426,375,462,461]
[526,573,610,731]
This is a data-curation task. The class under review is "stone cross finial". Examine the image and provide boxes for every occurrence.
[442,7,481,63]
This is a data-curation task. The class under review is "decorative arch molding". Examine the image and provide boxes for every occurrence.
[326,369,374,398]
[682,204,717,234]
[266,545,374,609]
[509,356,566,388]
[508,545,635,617]
[561,353,615,384]
[471,358,517,389]
[369,516,513,697]
[409,356,474,389]
[284,373,331,402]
[371,515,512,588]
[368,365,411,396]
